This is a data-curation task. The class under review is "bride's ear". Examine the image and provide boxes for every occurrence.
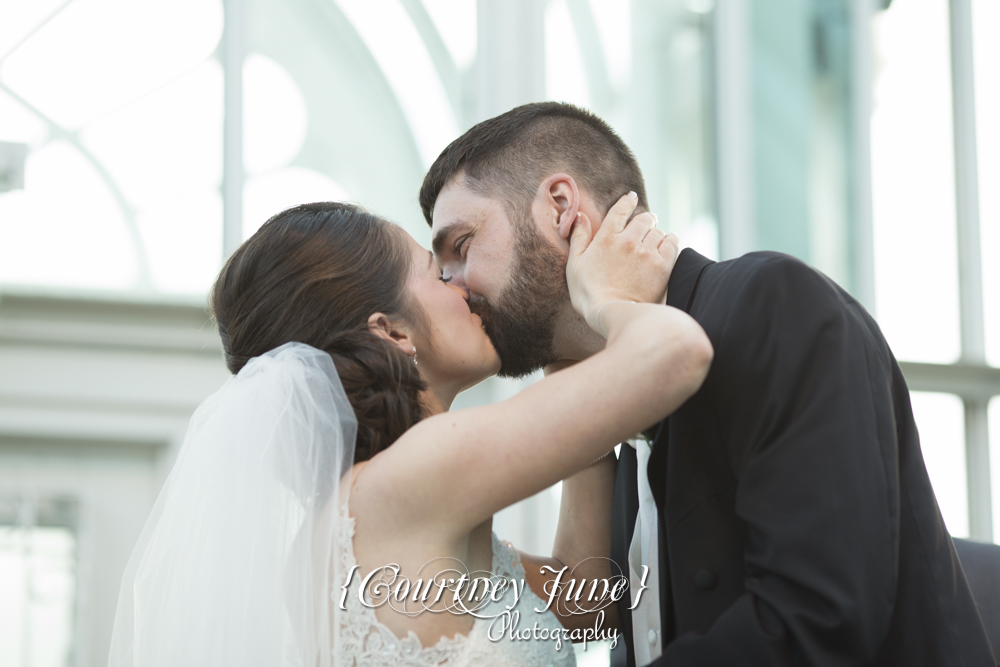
[367,313,415,357]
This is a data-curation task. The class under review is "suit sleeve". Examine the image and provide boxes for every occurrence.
[658,256,900,665]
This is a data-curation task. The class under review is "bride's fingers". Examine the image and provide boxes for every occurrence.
[567,212,596,263]
[622,211,657,243]
[598,192,640,236]
[643,227,667,246]
[658,232,680,264]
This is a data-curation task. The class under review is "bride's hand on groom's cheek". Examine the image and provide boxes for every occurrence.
[567,192,680,325]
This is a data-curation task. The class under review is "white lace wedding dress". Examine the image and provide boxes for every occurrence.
[336,502,577,667]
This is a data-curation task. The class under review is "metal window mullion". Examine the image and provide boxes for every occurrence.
[966,401,992,541]
[949,0,991,541]
[222,0,246,259]
[849,0,877,315]
[475,0,544,123]
[397,0,463,124]
[713,0,755,260]
[565,0,615,113]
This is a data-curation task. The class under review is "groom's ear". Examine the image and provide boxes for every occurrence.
[367,313,414,357]
[539,173,580,244]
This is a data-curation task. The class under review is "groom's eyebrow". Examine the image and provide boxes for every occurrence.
[431,221,462,256]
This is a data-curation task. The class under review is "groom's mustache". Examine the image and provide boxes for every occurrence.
[469,293,531,379]
[465,223,567,379]
[468,294,509,349]
[468,290,559,380]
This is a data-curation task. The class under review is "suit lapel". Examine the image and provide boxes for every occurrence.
[646,248,714,645]
[648,248,713,504]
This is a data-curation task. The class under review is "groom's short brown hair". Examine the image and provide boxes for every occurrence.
[419,102,647,225]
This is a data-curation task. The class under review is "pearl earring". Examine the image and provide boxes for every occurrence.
[411,348,418,367]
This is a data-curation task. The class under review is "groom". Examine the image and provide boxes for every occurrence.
[421,102,994,665]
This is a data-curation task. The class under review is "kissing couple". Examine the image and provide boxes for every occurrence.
[108,103,994,667]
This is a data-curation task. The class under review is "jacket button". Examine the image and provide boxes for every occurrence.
[693,569,717,591]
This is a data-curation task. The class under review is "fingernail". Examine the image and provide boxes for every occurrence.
[628,191,638,201]
[652,213,659,224]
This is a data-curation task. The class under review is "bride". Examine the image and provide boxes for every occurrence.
[107,193,711,666]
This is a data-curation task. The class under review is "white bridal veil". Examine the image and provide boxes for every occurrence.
[108,342,357,667]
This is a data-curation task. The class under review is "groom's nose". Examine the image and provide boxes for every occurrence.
[446,281,470,301]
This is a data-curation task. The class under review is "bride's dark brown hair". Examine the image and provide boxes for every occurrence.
[210,202,428,462]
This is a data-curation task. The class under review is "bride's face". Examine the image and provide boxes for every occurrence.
[401,231,501,395]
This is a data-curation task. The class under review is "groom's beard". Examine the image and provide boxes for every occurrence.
[469,217,568,379]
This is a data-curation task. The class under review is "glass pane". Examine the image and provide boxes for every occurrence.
[239,52,349,240]
[0,0,68,61]
[422,0,477,71]
[807,0,854,291]
[334,0,458,169]
[972,0,1000,367]
[0,0,224,296]
[0,140,140,289]
[546,0,591,109]
[628,0,717,260]
[0,0,223,130]
[910,392,968,537]
[870,0,961,364]
[0,495,78,667]
[245,0,457,248]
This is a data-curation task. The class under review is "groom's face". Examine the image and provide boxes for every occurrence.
[431,176,569,379]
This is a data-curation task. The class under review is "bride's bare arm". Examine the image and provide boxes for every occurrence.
[359,195,712,538]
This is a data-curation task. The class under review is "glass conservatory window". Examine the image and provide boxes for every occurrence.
[870,0,961,364]
[0,0,225,295]
[972,0,1000,367]
[0,0,474,296]
[335,0,458,168]
[243,54,308,178]
[588,0,632,93]
[910,392,969,537]
[0,495,79,667]
[422,0,477,71]
[546,0,591,109]
[0,0,223,130]
[240,53,348,240]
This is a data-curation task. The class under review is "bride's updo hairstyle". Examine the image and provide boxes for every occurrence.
[210,202,428,462]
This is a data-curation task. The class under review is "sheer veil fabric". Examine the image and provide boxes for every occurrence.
[108,342,358,667]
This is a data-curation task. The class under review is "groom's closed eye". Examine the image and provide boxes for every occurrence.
[453,235,471,259]
[431,219,472,260]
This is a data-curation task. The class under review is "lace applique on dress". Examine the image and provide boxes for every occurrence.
[334,502,576,667]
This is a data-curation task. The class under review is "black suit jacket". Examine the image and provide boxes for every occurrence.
[610,249,995,666]
[955,538,1000,656]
